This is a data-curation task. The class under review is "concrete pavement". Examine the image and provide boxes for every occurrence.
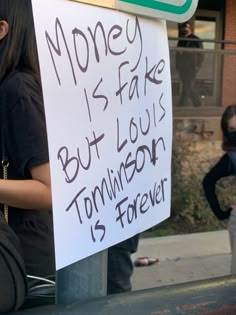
[131,230,232,291]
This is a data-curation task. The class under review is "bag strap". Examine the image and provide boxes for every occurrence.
[2,161,9,223]
[1,120,9,223]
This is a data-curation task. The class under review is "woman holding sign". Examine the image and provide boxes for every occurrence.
[0,0,55,312]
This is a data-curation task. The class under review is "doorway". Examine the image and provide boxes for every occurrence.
[193,10,223,108]
[167,9,224,112]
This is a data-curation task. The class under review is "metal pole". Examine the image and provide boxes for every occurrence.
[56,249,107,305]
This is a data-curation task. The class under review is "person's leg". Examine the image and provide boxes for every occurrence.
[0,249,26,313]
[107,247,133,294]
[0,253,16,313]
[191,75,201,107]
[228,212,236,274]
[178,74,191,106]
[0,213,27,313]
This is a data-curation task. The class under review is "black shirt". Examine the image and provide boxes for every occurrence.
[177,33,203,49]
[176,34,203,74]
[202,153,234,221]
[0,71,55,277]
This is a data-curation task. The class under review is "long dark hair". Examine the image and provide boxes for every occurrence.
[0,0,40,82]
[221,104,236,151]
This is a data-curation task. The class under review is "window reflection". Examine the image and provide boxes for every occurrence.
[195,18,216,49]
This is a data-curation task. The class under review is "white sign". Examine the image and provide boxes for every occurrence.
[32,0,173,270]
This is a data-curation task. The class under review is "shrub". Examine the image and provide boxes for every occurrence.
[170,139,232,230]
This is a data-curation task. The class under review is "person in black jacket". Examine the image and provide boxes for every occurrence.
[203,104,236,274]
[176,22,203,107]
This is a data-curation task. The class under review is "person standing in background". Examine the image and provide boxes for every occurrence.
[203,104,236,275]
[176,21,203,107]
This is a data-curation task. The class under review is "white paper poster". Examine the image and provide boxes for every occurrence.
[32,0,173,270]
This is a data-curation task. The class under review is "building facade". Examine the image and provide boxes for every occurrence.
[167,0,236,141]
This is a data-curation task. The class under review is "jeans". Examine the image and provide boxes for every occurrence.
[107,247,134,294]
[228,211,236,274]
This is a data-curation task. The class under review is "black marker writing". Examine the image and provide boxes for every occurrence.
[90,220,106,243]
[159,93,166,122]
[65,136,165,224]
[116,57,165,105]
[115,178,167,229]
[73,27,89,73]
[126,17,143,72]
[45,17,77,85]
[144,57,165,95]
[57,131,105,183]
[116,103,161,153]
[45,16,143,86]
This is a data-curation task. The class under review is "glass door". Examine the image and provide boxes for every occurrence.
[167,10,223,111]
[193,10,223,108]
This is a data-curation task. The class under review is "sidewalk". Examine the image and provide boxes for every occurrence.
[132,230,232,291]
